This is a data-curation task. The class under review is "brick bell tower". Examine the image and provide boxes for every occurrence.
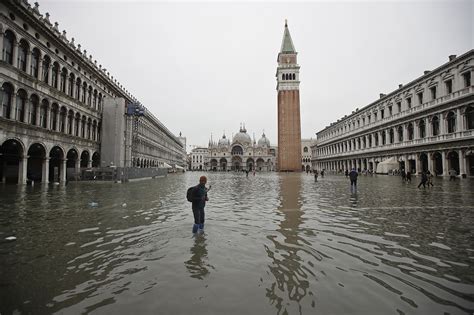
[276,20,302,172]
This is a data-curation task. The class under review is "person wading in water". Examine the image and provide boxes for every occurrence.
[189,176,210,234]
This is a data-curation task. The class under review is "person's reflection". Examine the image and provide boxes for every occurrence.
[184,234,213,280]
[265,173,313,312]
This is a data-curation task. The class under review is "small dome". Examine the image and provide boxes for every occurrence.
[218,134,230,147]
[233,126,252,144]
[258,133,270,147]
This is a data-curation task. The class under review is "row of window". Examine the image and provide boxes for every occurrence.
[320,71,472,141]
[1,82,100,142]
[318,106,474,156]
[281,73,296,81]
[2,30,104,112]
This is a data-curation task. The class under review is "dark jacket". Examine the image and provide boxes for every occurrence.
[192,184,207,210]
[349,170,358,181]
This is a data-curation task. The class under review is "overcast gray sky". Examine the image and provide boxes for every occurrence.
[40,0,472,150]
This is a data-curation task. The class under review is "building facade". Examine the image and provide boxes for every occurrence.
[0,0,185,184]
[190,147,208,171]
[301,138,315,172]
[313,51,474,177]
[276,20,302,172]
[206,126,277,171]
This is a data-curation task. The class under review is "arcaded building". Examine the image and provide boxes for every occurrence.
[206,126,276,171]
[0,0,185,184]
[276,21,302,172]
[313,50,474,177]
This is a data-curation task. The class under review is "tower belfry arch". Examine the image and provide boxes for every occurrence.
[276,20,302,172]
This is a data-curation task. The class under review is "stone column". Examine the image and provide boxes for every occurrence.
[42,158,50,183]
[414,122,419,139]
[60,159,67,183]
[64,114,69,134]
[70,116,75,136]
[9,93,16,120]
[45,105,51,130]
[456,108,463,132]
[441,151,448,176]
[75,158,81,178]
[394,127,399,144]
[12,42,19,68]
[427,153,433,174]
[35,104,41,126]
[18,156,28,184]
[440,114,446,135]
[47,65,52,86]
[415,154,421,174]
[64,76,70,96]
[426,117,432,137]
[25,51,31,75]
[54,110,59,131]
[459,149,466,177]
[38,60,44,82]
[0,35,3,61]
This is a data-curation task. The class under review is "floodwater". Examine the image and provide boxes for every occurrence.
[0,173,473,315]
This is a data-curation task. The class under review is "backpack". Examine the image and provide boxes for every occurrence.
[186,186,196,202]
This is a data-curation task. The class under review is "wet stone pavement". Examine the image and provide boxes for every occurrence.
[0,172,473,315]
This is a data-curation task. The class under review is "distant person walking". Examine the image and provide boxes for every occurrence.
[349,168,358,190]
[188,176,210,234]
[427,170,434,187]
[406,171,412,183]
[314,170,318,182]
[345,169,349,178]
[417,171,428,188]
[449,168,457,181]
[321,170,325,178]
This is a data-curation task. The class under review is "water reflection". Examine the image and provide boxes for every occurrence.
[265,174,315,314]
[184,234,213,280]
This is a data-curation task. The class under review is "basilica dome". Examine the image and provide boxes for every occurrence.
[218,134,230,147]
[258,133,271,147]
[233,126,252,144]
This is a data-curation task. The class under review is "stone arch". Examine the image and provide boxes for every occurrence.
[466,105,474,130]
[51,61,60,89]
[18,38,29,72]
[27,142,46,182]
[210,158,218,171]
[40,98,49,128]
[246,157,254,171]
[42,55,51,83]
[3,29,16,65]
[432,151,443,175]
[446,111,456,133]
[15,88,28,122]
[0,138,25,184]
[92,152,100,167]
[29,93,40,126]
[31,47,41,78]
[447,151,459,173]
[49,145,65,183]
[1,82,14,119]
[80,150,90,168]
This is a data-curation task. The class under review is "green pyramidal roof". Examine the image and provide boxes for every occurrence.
[280,20,296,53]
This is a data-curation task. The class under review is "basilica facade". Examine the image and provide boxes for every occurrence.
[205,126,277,172]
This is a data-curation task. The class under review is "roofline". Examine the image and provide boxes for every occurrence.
[316,49,474,135]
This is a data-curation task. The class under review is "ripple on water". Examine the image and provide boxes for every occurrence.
[0,173,473,314]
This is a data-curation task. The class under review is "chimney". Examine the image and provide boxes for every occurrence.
[424,70,430,75]
[449,55,456,61]
[398,84,403,88]
[379,93,386,99]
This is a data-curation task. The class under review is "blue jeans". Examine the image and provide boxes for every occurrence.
[192,208,205,224]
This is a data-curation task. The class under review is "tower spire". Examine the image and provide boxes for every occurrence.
[280,20,296,53]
